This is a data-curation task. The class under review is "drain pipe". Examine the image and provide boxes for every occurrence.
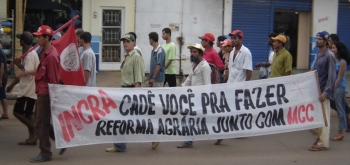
[178,0,184,79]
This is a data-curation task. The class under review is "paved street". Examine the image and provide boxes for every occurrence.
[1,71,350,165]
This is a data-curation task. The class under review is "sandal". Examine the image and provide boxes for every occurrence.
[308,145,327,151]
[331,135,344,141]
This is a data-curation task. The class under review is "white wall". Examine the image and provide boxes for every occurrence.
[312,0,338,35]
[135,0,224,74]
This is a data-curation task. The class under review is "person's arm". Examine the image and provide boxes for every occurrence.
[47,56,60,84]
[6,78,19,93]
[0,63,4,86]
[213,52,224,70]
[334,60,346,89]
[165,45,176,69]
[245,70,252,81]
[0,51,4,85]
[283,54,293,76]
[203,64,212,85]
[149,50,165,85]
[243,51,253,81]
[134,56,145,87]
[81,53,94,83]
[320,55,336,102]
[182,73,192,86]
[84,70,91,83]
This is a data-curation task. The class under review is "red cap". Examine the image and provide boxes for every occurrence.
[220,39,233,46]
[33,25,53,36]
[229,30,244,38]
[198,33,215,43]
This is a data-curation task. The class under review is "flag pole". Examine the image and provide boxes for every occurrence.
[8,15,80,68]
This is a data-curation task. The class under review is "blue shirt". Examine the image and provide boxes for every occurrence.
[314,49,336,100]
[336,59,346,88]
[149,44,165,82]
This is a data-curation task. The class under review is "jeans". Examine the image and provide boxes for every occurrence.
[114,143,126,152]
[334,87,347,131]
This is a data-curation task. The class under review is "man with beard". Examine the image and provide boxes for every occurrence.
[308,31,336,151]
[177,43,211,148]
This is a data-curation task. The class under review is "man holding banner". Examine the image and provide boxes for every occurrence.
[309,31,336,151]
[106,33,145,152]
[30,25,60,163]
[177,43,211,148]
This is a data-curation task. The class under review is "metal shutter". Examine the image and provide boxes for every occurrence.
[232,0,273,67]
[337,2,350,50]
[274,0,312,11]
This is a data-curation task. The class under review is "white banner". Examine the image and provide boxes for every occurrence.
[50,71,324,148]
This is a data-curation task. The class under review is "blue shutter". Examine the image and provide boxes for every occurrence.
[232,0,273,67]
[338,2,350,50]
[274,0,312,11]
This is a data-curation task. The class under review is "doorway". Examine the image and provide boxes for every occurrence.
[274,11,299,68]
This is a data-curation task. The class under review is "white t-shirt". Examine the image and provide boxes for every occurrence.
[227,45,253,83]
[182,60,211,86]
[268,48,275,73]
[80,47,96,87]
[19,50,40,99]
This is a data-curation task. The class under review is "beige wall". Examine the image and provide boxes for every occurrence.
[0,0,7,19]
[82,0,135,36]
[82,0,135,70]
[297,12,311,69]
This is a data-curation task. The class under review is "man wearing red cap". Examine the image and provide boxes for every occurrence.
[30,25,60,163]
[199,33,224,83]
[227,30,252,83]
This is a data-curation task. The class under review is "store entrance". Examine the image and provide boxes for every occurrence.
[274,11,299,68]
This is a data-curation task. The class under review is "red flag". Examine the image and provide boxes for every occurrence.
[52,23,86,86]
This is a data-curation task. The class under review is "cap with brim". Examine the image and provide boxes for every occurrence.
[271,35,286,43]
[229,30,244,38]
[198,33,215,43]
[316,31,330,41]
[33,25,53,36]
[16,31,34,44]
[121,33,135,41]
[220,39,232,47]
[187,43,205,51]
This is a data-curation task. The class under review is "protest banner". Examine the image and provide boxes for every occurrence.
[50,71,324,148]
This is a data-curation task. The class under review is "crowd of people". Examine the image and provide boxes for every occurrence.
[0,23,349,162]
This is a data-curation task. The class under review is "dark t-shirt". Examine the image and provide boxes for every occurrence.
[0,49,7,85]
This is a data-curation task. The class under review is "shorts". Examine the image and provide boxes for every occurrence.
[13,97,36,116]
[0,84,6,100]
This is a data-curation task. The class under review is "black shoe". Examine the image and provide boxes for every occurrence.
[30,154,51,163]
[214,139,223,145]
[59,148,66,155]
[177,143,193,148]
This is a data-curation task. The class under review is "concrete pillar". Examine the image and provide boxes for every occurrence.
[309,0,339,68]
[0,0,6,18]
[223,0,233,35]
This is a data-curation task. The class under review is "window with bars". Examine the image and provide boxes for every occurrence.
[101,9,122,62]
